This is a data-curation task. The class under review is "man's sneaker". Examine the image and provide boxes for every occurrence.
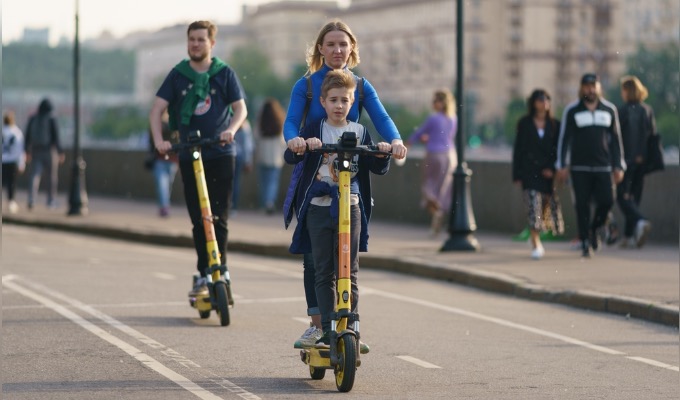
[315,331,331,349]
[294,324,322,349]
[581,240,592,258]
[619,237,635,249]
[188,277,208,297]
[634,219,651,248]
[590,228,602,252]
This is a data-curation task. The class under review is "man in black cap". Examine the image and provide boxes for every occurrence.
[555,73,626,257]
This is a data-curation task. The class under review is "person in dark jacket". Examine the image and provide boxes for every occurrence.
[512,89,564,260]
[555,73,626,258]
[24,98,65,210]
[616,75,655,248]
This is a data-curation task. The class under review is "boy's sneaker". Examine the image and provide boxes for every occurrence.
[188,277,208,297]
[315,331,331,349]
[294,324,322,349]
[359,341,370,354]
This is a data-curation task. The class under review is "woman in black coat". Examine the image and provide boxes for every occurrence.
[512,89,564,259]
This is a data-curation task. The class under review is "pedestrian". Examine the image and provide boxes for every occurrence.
[284,70,392,349]
[555,73,625,258]
[255,98,286,215]
[616,75,655,248]
[149,20,248,296]
[147,110,179,218]
[512,89,564,260]
[2,110,26,214]
[282,18,407,351]
[231,119,254,215]
[407,88,457,237]
[24,98,65,210]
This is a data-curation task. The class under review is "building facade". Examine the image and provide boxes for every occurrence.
[133,0,678,127]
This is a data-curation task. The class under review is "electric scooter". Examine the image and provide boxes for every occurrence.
[298,131,390,392]
[171,130,233,326]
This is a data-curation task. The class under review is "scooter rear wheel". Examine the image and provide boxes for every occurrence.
[309,365,326,380]
[214,281,230,326]
[335,334,357,392]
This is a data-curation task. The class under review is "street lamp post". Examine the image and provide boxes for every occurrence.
[440,0,480,251]
[67,0,88,216]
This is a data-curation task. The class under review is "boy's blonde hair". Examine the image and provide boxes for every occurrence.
[321,70,356,99]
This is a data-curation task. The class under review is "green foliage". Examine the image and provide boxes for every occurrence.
[88,106,148,139]
[2,43,135,93]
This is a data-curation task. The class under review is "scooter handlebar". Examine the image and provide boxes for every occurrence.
[307,143,392,157]
[169,137,225,153]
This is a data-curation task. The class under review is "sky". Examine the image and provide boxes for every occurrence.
[2,0,341,45]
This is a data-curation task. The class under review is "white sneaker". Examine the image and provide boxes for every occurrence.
[634,220,651,248]
[294,324,322,349]
[619,237,635,249]
[8,200,19,214]
[531,245,545,260]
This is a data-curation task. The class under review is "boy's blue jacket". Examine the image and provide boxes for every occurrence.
[283,119,391,255]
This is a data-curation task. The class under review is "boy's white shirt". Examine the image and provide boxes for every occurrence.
[310,120,364,207]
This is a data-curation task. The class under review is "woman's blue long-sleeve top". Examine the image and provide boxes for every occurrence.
[283,64,401,142]
[283,119,390,255]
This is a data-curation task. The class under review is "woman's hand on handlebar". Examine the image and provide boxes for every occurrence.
[219,130,235,145]
[390,139,407,160]
[287,137,307,154]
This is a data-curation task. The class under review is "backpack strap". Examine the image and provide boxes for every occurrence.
[299,75,313,131]
[357,77,364,120]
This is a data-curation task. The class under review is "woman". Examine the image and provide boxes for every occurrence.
[407,89,457,237]
[255,98,286,214]
[283,19,407,351]
[2,110,26,214]
[616,75,655,248]
[512,89,564,260]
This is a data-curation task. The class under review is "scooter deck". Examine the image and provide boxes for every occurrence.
[300,348,332,368]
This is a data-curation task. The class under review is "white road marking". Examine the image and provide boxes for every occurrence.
[364,286,679,372]
[396,356,442,369]
[153,272,176,280]
[3,275,261,400]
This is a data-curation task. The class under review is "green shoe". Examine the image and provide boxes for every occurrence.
[512,228,530,242]
[359,341,370,354]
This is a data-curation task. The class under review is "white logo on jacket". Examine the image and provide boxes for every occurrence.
[574,110,612,128]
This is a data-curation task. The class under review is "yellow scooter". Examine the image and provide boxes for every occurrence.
[299,131,390,392]
[172,130,233,326]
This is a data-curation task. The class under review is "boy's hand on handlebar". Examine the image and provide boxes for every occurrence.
[390,139,407,159]
[305,137,323,151]
[155,140,172,155]
[375,142,391,158]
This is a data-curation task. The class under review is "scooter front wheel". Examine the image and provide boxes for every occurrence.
[335,334,357,392]
[214,281,230,326]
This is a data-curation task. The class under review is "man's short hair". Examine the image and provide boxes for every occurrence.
[188,21,217,40]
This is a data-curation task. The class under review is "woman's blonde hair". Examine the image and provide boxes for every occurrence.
[433,89,456,117]
[306,19,360,74]
[620,75,649,102]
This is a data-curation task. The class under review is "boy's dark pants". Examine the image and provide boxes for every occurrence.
[307,204,360,333]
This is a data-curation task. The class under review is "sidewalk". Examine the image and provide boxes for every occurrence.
[3,191,678,327]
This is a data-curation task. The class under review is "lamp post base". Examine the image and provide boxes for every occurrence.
[67,156,89,216]
[440,233,480,252]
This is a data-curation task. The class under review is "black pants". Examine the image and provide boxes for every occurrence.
[180,155,234,276]
[2,163,18,201]
[616,164,645,237]
[570,171,614,242]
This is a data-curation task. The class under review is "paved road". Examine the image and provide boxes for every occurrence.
[3,226,678,399]
[3,191,678,327]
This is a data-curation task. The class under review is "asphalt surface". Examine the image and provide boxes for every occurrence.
[3,191,678,327]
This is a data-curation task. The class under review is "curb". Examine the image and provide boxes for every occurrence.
[4,216,678,328]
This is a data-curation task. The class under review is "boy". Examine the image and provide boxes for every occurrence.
[283,70,392,349]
